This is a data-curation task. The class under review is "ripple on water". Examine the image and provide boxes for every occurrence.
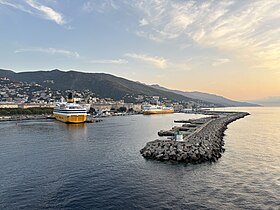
[0,109,280,209]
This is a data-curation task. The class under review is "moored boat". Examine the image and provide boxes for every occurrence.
[143,105,174,115]
[53,93,87,123]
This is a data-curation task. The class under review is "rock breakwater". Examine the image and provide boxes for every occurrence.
[140,112,249,164]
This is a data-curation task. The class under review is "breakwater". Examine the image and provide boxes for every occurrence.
[140,111,249,163]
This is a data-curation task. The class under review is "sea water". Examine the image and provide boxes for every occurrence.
[0,108,279,209]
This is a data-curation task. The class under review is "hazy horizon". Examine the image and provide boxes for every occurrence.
[1,0,280,101]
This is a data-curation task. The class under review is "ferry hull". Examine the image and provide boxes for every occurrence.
[54,113,87,123]
[143,110,174,115]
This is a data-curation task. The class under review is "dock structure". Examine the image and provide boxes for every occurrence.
[158,116,215,139]
[140,111,249,164]
[85,118,102,123]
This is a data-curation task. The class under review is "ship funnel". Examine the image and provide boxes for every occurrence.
[67,92,74,103]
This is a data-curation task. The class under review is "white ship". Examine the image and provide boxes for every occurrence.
[143,105,174,115]
[53,93,87,123]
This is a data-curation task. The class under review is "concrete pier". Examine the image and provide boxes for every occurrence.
[140,111,249,164]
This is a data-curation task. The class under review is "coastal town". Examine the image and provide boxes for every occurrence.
[0,76,210,118]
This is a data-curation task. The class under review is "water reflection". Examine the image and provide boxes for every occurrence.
[66,123,88,141]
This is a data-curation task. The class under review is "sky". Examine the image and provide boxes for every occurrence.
[0,0,280,101]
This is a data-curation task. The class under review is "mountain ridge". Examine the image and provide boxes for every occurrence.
[150,84,259,107]
[0,69,259,107]
[249,96,280,106]
[0,69,217,106]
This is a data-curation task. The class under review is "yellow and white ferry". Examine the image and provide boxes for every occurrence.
[53,93,87,123]
[143,105,174,115]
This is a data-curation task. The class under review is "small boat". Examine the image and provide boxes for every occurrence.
[53,93,87,123]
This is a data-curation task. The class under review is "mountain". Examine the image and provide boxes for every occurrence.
[0,69,217,106]
[249,96,280,106]
[151,84,259,107]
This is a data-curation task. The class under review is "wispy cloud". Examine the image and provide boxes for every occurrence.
[89,59,128,64]
[130,0,280,70]
[139,18,148,26]
[82,0,118,13]
[25,0,64,25]
[15,47,80,58]
[212,58,231,67]
[124,53,168,69]
[0,0,33,14]
[0,0,65,25]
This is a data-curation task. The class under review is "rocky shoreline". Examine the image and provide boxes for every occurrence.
[140,112,249,164]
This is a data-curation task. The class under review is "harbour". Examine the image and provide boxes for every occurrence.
[0,107,279,209]
[1,1,279,209]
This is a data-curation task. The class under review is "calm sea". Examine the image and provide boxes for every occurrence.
[0,107,279,209]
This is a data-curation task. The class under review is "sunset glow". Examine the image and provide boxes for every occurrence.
[0,0,280,100]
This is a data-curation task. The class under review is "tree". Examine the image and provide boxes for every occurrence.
[128,108,134,112]
[89,107,96,114]
[117,107,127,112]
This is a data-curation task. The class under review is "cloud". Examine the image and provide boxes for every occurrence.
[135,30,163,42]
[15,47,80,58]
[0,0,65,25]
[25,0,64,25]
[0,0,33,14]
[131,0,280,70]
[139,18,148,26]
[82,0,118,13]
[212,58,231,67]
[125,53,167,69]
[89,59,128,64]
